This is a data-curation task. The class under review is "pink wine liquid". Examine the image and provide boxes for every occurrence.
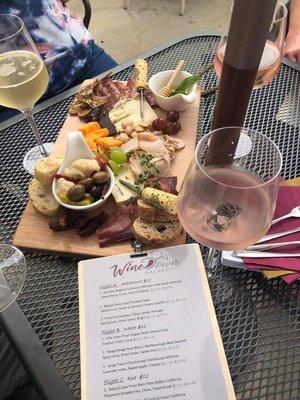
[178,166,272,251]
[214,40,281,89]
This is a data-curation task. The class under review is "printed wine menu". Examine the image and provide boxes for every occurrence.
[78,244,236,400]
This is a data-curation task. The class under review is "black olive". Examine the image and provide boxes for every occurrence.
[89,185,103,199]
[78,177,94,190]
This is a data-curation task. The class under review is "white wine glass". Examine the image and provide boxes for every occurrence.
[178,127,282,272]
[214,2,287,89]
[0,14,53,174]
[0,244,26,312]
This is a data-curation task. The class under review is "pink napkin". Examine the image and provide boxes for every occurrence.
[282,273,300,284]
[242,186,300,281]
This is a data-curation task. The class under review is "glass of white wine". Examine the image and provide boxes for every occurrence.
[0,14,53,174]
[0,244,26,312]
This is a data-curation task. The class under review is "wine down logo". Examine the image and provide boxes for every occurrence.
[110,252,180,278]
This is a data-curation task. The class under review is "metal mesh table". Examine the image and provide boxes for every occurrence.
[0,34,299,400]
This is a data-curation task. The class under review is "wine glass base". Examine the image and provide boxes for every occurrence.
[23,143,54,175]
[206,250,234,304]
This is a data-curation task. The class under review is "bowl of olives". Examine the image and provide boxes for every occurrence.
[52,131,115,211]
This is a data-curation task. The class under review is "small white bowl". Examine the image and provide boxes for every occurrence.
[52,131,115,211]
[148,70,197,112]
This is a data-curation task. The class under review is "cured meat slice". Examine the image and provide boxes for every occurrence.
[144,86,157,107]
[97,212,134,247]
[147,176,178,194]
[94,78,155,111]
[158,176,178,194]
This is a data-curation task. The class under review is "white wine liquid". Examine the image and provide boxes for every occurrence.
[0,50,49,111]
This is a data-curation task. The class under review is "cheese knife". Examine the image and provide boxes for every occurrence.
[134,59,148,119]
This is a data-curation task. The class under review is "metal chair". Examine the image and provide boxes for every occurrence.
[123,0,186,16]
[82,0,92,28]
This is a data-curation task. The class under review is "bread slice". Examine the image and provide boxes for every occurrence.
[133,217,182,245]
[29,178,60,217]
[137,199,177,222]
[34,157,63,188]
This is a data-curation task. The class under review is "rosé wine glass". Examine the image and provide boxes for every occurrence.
[214,2,287,89]
[177,127,282,272]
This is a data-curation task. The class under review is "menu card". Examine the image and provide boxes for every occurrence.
[78,244,236,400]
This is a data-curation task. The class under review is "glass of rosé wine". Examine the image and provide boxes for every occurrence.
[214,2,287,89]
[177,127,282,272]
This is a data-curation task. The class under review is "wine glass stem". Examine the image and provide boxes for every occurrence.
[24,109,48,157]
[206,248,217,273]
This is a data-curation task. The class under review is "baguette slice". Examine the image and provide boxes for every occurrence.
[133,217,182,245]
[137,199,177,222]
[34,157,63,187]
[29,178,60,217]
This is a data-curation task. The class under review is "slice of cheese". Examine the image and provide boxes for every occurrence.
[112,164,139,204]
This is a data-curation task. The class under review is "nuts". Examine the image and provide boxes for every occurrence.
[139,121,149,128]
[119,133,130,143]
[121,119,134,128]
[131,132,137,138]
[125,126,133,135]
[134,125,145,132]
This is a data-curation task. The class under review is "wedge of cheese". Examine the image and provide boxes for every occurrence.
[109,99,157,132]
[141,187,178,215]
[112,164,139,204]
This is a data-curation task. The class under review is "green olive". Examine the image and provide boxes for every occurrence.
[78,177,94,190]
[67,184,86,202]
[93,171,109,185]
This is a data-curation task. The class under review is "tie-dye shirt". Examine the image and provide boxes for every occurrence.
[0,0,92,95]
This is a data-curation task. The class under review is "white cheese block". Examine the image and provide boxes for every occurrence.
[112,164,139,204]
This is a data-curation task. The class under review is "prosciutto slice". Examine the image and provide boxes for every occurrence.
[95,77,156,111]
[95,78,137,111]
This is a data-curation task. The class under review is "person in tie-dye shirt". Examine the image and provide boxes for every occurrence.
[0,0,117,121]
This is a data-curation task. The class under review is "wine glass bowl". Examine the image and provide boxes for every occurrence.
[214,2,287,89]
[0,244,26,312]
[178,127,282,252]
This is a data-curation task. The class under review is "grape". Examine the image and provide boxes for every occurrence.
[152,117,167,131]
[167,110,180,122]
[110,148,127,165]
[162,121,181,135]
[162,122,176,135]
[109,160,121,175]
[110,146,121,152]
[170,121,181,134]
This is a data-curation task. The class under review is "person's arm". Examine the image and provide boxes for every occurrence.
[284,0,300,63]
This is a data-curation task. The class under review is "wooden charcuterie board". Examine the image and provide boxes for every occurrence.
[13,87,201,257]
